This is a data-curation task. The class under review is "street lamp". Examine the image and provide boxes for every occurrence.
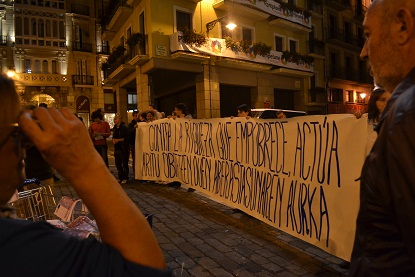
[206,16,237,36]
[359,92,366,99]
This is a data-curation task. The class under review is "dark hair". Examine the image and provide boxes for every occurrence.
[368,88,386,122]
[175,103,187,115]
[39,103,48,108]
[91,110,103,120]
[237,104,251,114]
[132,110,139,116]
[0,75,20,129]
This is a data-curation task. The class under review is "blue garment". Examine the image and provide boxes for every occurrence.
[350,68,415,276]
[0,218,171,276]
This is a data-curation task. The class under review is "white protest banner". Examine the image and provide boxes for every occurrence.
[135,115,367,260]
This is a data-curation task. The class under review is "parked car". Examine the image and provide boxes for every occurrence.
[251,108,306,119]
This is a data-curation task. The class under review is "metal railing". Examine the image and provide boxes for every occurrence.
[308,39,325,56]
[105,40,147,76]
[71,4,89,16]
[72,75,94,86]
[97,44,110,54]
[72,42,93,52]
[328,65,373,83]
[326,27,362,47]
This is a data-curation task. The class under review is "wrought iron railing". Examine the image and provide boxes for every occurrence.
[72,75,94,85]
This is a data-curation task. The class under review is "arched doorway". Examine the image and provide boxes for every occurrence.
[29,93,56,108]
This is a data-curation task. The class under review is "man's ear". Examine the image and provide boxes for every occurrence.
[395,8,414,45]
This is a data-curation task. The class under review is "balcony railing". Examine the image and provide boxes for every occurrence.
[97,44,110,54]
[71,4,89,16]
[325,0,351,11]
[0,35,8,46]
[72,42,93,52]
[326,27,363,48]
[14,0,65,9]
[354,4,367,20]
[307,0,323,14]
[328,66,373,83]
[308,39,325,56]
[102,0,130,29]
[105,40,147,77]
[72,75,94,86]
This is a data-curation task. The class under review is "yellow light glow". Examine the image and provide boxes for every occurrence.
[226,23,237,30]
[360,93,367,99]
[7,70,15,78]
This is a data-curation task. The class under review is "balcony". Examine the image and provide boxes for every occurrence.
[14,73,68,86]
[354,4,367,21]
[306,0,323,14]
[170,32,314,74]
[104,39,148,81]
[97,44,110,55]
[0,35,8,46]
[72,42,93,53]
[308,39,325,57]
[213,0,269,21]
[72,75,94,86]
[328,65,373,84]
[71,4,89,16]
[326,27,362,50]
[102,0,132,38]
[325,0,351,11]
[14,0,65,9]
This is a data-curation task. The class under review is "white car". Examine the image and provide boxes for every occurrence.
[251,108,306,119]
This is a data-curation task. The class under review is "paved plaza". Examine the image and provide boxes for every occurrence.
[54,170,350,277]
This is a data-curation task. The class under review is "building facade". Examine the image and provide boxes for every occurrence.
[1,0,373,122]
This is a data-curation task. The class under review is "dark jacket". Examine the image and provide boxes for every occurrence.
[127,119,137,145]
[350,68,415,276]
[112,122,129,152]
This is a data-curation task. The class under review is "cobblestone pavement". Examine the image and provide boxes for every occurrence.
[53,174,349,277]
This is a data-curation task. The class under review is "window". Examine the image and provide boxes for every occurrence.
[139,11,145,34]
[289,38,298,53]
[242,27,253,44]
[38,19,44,37]
[127,27,131,40]
[53,21,58,37]
[42,60,48,73]
[329,88,343,102]
[16,17,23,36]
[52,60,57,74]
[346,90,354,102]
[31,18,37,35]
[45,20,51,37]
[176,9,192,32]
[77,60,87,76]
[344,21,352,43]
[34,59,41,73]
[25,59,31,73]
[128,93,137,105]
[59,21,65,39]
[274,35,285,52]
[345,56,353,69]
[24,17,29,35]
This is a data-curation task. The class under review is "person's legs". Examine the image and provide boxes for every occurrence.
[130,144,135,174]
[122,145,130,181]
[114,150,123,181]
[94,145,109,167]
[101,145,109,167]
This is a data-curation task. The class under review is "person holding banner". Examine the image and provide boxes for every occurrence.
[350,0,415,275]
[0,75,169,276]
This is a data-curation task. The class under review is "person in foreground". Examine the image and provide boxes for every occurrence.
[0,76,169,276]
[350,0,415,275]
